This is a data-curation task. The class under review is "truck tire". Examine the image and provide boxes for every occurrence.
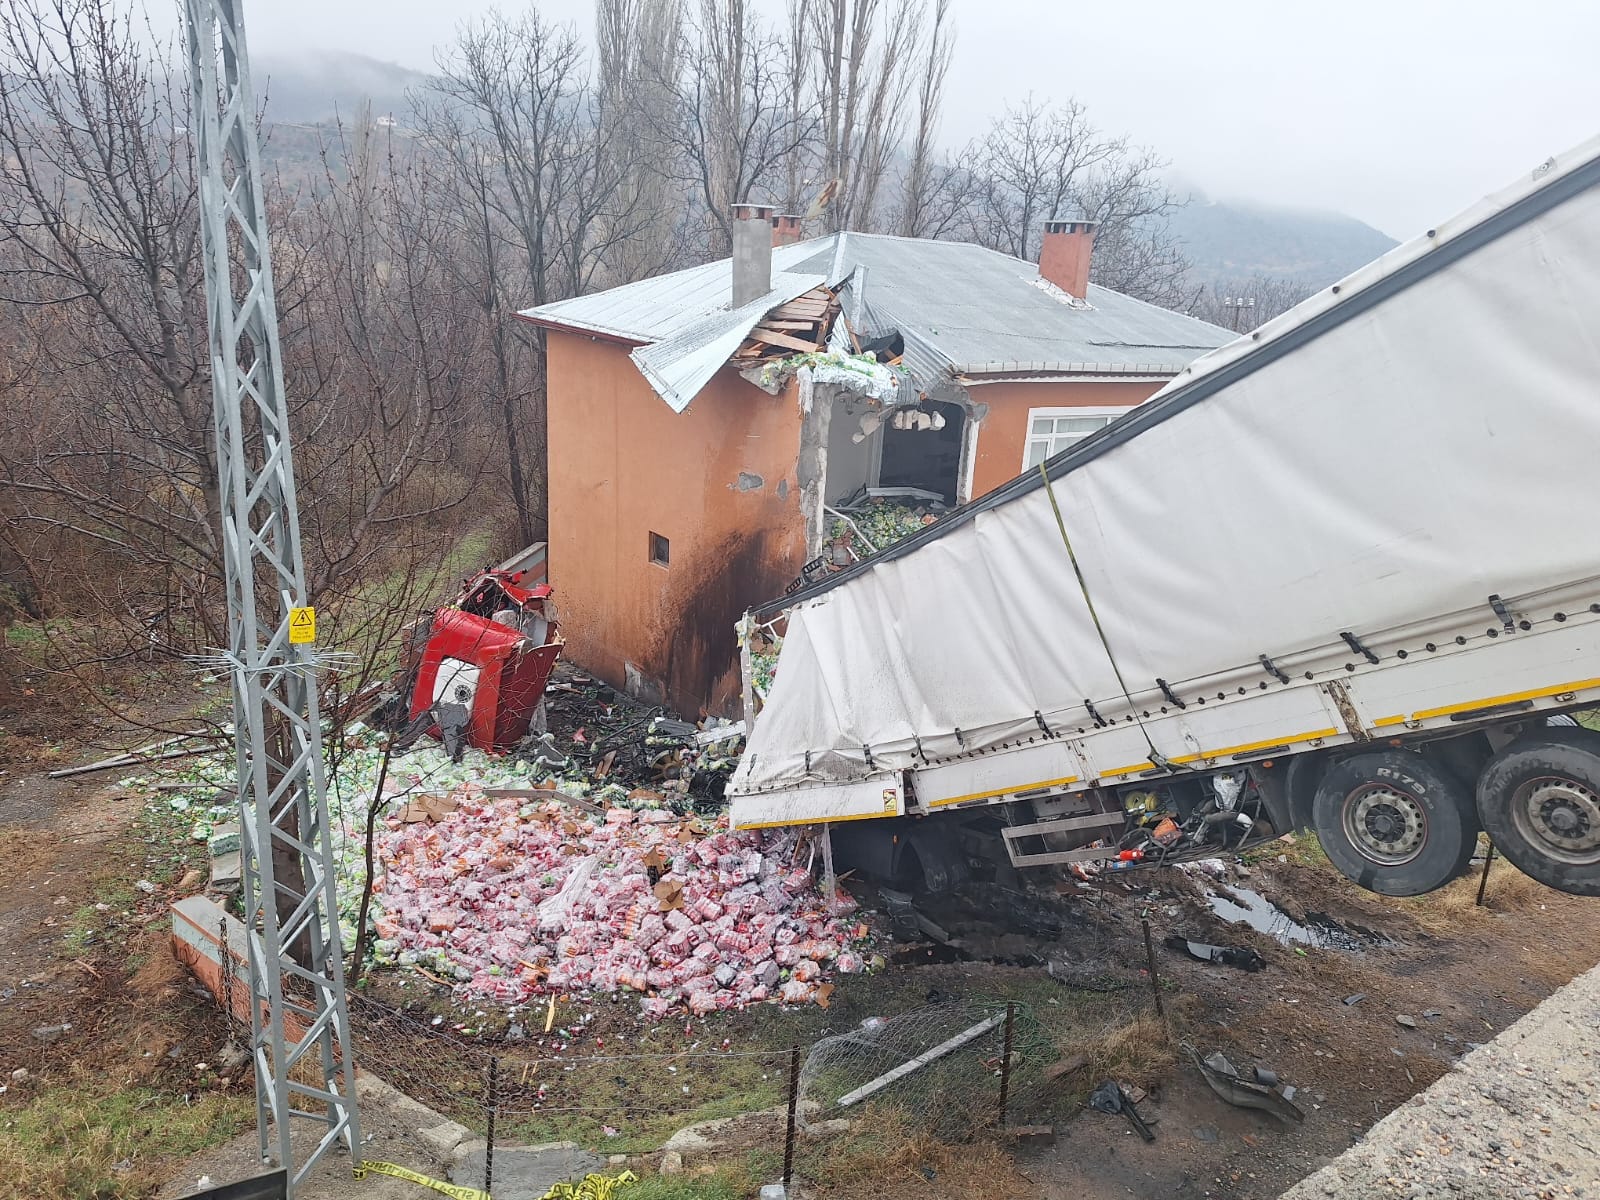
[1475,726,1600,897]
[1312,750,1478,896]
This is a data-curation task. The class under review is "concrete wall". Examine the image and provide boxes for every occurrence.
[968,379,1167,498]
[545,331,808,718]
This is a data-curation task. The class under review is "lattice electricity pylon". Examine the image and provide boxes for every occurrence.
[184,0,361,1189]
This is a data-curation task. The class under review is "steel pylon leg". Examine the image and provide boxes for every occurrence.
[184,0,360,1189]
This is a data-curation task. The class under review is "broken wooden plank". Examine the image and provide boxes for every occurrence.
[772,299,829,315]
[759,318,823,331]
[836,1012,1006,1108]
[751,327,824,354]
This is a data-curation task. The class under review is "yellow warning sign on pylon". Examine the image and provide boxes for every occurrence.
[288,606,317,644]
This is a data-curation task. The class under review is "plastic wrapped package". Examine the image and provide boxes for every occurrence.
[368,782,870,1020]
[779,980,817,1004]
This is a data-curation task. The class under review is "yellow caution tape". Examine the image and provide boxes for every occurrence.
[354,1160,491,1200]
[539,1170,639,1200]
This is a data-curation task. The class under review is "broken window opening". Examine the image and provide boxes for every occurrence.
[877,400,966,506]
[649,531,670,567]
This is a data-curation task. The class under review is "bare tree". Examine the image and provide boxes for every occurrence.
[0,0,218,646]
[779,0,816,214]
[595,0,689,282]
[419,10,673,542]
[897,0,953,237]
[659,0,818,255]
[0,0,489,692]
[811,0,926,232]
[964,96,1191,304]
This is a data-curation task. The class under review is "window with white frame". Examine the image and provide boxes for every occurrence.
[1022,407,1133,470]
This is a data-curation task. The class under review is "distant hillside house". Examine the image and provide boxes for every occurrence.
[518,207,1231,718]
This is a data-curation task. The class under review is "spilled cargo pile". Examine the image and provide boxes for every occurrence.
[370,785,868,1018]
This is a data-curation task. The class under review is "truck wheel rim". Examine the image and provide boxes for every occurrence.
[1513,776,1600,865]
[1343,785,1426,865]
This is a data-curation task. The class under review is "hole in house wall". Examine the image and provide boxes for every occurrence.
[824,395,884,504]
[648,531,670,567]
[877,401,966,505]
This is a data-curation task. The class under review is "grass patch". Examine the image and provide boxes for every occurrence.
[0,1076,252,1200]
[1245,830,1330,872]
[622,1151,773,1200]
[1392,840,1554,929]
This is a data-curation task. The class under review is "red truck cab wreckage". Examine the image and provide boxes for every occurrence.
[408,570,563,753]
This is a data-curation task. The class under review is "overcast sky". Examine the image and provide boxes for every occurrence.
[226,0,1600,239]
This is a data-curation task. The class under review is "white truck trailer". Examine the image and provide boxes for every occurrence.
[728,136,1600,900]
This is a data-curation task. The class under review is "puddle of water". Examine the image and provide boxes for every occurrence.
[1203,885,1383,951]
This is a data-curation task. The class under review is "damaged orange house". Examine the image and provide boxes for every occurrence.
[518,206,1231,719]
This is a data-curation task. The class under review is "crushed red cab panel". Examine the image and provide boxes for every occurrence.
[408,569,562,752]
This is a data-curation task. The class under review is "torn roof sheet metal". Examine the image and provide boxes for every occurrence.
[630,272,828,413]
[519,240,835,345]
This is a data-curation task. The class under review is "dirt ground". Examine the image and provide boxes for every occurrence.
[6,669,1600,1199]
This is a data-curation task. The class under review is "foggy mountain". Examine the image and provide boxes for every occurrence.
[254,50,426,124]
[1170,190,1399,291]
[251,49,1401,297]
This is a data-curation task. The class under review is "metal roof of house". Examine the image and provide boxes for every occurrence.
[518,232,1232,409]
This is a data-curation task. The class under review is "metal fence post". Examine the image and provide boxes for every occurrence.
[1476,843,1495,906]
[783,1046,801,1189]
[219,917,233,1030]
[485,1054,499,1194]
[997,1002,1016,1127]
[1141,918,1166,1020]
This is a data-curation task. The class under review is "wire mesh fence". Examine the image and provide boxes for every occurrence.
[205,902,1178,1195]
[342,992,803,1193]
[796,1000,1057,1139]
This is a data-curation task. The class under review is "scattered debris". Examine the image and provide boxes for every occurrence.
[1164,935,1267,972]
[372,790,867,1017]
[1343,993,1367,1006]
[1006,1124,1056,1147]
[45,729,219,779]
[1187,1046,1305,1124]
[1042,1052,1090,1083]
[1089,1080,1155,1142]
[1395,1014,1418,1029]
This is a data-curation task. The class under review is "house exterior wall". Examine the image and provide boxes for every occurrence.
[545,330,808,718]
[968,379,1168,498]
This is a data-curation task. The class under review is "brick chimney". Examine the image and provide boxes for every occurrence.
[1038,218,1098,300]
[771,213,804,246]
[731,202,777,307]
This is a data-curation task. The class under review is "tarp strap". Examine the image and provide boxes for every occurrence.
[1037,464,1183,773]
[353,1160,491,1200]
